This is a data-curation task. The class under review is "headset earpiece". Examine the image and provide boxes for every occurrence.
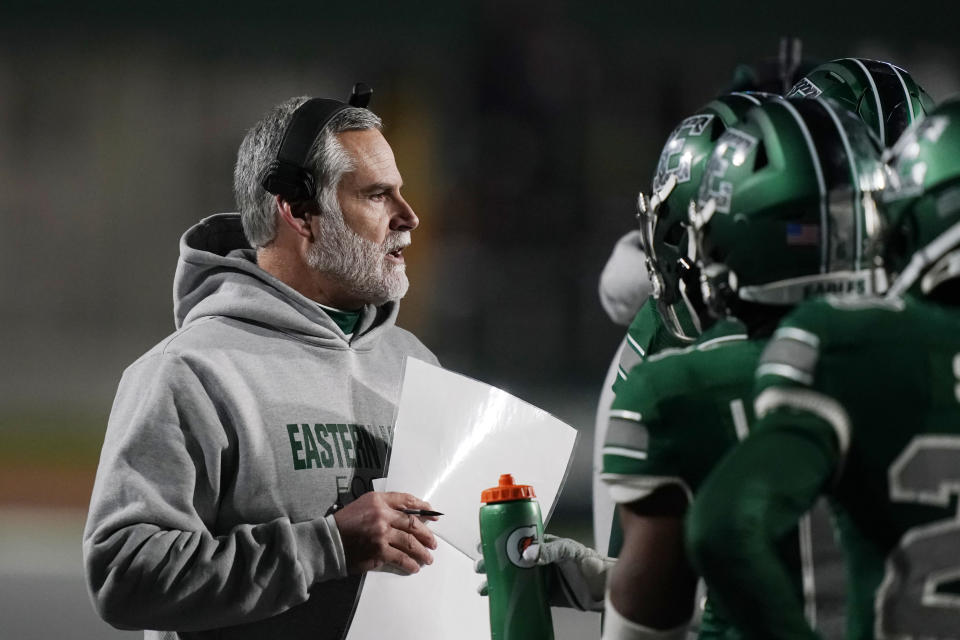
[260,83,373,203]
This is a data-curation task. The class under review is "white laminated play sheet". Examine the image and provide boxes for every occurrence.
[385,358,579,558]
[344,537,490,639]
[344,358,579,640]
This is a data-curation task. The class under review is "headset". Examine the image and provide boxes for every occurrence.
[259,82,373,203]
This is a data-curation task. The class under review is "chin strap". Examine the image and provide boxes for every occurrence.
[602,594,690,640]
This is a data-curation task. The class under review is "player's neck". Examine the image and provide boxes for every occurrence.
[739,303,791,339]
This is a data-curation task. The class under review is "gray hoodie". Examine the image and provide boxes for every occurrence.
[83,213,438,639]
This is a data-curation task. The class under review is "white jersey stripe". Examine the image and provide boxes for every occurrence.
[756,362,815,386]
[848,58,885,146]
[601,446,648,461]
[754,387,852,457]
[799,514,818,627]
[698,333,747,350]
[601,473,694,505]
[626,333,647,357]
[609,409,643,423]
[730,399,750,441]
[773,326,821,349]
[777,97,829,272]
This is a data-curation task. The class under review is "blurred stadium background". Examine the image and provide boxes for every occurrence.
[0,2,957,638]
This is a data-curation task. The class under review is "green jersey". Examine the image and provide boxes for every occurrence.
[603,321,801,639]
[602,320,758,499]
[612,298,706,395]
[603,299,743,558]
[691,294,960,640]
[756,294,960,639]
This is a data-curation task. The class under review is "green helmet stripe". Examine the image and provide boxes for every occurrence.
[847,57,886,146]
[776,97,829,273]
[888,62,916,124]
[816,97,864,269]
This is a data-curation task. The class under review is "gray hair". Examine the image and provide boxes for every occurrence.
[233,97,383,248]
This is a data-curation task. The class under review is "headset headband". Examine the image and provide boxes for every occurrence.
[260,82,373,202]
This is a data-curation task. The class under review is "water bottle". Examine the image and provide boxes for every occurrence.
[479,473,554,640]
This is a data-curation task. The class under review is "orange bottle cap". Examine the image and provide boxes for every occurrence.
[480,473,536,503]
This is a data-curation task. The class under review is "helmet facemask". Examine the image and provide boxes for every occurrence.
[687,198,737,326]
[636,175,702,343]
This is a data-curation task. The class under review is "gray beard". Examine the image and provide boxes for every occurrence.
[305,208,410,306]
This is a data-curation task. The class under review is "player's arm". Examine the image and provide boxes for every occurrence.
[601,375,696,639]
[605,485,696,640]
[685,409,839,640]
[599,229,651,327]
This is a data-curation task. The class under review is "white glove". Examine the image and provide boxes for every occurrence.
[473,536,614,612]
[599,230,652,326]
[527,534,614,612]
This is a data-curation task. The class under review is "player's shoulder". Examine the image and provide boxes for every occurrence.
[652,319,750,369]
[757,295,914,390]
[625,299,702,359]
[617,321,752,407]
[777,294,910,350]
[625,299,659,349]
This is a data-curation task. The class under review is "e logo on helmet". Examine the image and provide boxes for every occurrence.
[505,525,539,568]
[698,128,758,214]
[786,78,823,99]
[654,114,715,192]
[886,116,951,201]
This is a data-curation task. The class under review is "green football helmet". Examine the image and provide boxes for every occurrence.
[881,98,960,299]
[639,91,778,342]
[785,58,934,147]
[689,96,889,325]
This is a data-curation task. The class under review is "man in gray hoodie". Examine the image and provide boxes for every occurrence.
[83,94,440,639]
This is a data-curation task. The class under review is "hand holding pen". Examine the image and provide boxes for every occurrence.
[332,491,440,575]
[401,508,444,517]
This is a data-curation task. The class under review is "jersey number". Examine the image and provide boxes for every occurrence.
[876,436,960,638]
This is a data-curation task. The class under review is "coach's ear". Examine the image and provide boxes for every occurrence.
[276,196,316,241]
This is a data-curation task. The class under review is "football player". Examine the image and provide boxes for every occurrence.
[601,96,887,639]
[596,58,934,557]
[687,99,960,639]
[473,93,778,618]
[786,57,933,147]
[593,39,819,552]
[593,93,768,559]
